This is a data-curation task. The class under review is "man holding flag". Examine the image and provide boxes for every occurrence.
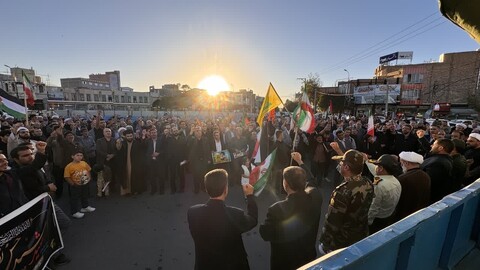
[260,152,322,270]
[187,169,257,270]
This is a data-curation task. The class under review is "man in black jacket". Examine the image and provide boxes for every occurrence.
[260,152,323,270]
[187,169,257,270]
[10,143,72,266]
[421,138,454,203]
[0,153,27,218]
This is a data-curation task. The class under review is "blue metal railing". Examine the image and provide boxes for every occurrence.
[302,180,480,270]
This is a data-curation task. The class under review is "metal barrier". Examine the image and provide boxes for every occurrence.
[301,180,480,270]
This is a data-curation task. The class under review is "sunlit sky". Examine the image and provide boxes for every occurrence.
[2,0,478,100]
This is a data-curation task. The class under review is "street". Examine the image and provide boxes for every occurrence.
[56,173,334,270]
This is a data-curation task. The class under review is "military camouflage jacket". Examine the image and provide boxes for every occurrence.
[320,175,374,252]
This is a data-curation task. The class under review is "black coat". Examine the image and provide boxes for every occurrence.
[259,164,322,270]
[187,196,258,270]
[0,171,28,218]
[11,152,50,200]
[421,154,453,203]
[116,139,146,193]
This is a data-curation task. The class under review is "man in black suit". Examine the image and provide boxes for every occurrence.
[187,169,257,270]
[260,152,323,270]
[145,128,166,194]
[96,128,116,193]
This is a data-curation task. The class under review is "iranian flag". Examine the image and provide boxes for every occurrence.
[22,71,35,106]
[251,127,262,163]
[249,149,277,196]
[293,91,315,133]
[367,115,375,136]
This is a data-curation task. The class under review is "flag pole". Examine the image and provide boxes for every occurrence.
[24,88,29,126]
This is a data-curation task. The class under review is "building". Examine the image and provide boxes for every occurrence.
[89,70,121,91]
[60,77,112,91]
[315,50,480,118]
[375,50,480,118]
[149,84,180,97]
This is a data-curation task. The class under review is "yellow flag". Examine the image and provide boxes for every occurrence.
[256,83,283,127]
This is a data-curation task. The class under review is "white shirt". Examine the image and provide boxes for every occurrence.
[366,162,402,224]
[215,140,222,152]
[241,164,252,185]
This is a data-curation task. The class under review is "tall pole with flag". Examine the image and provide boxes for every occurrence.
[253,83,283,164]
[22,71,36,125]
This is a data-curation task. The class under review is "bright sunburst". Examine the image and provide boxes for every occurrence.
[198,75,230,96]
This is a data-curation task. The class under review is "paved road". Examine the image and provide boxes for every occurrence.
[55,173,335,270]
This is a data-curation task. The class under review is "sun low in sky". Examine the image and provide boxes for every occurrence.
[198,75,230,96]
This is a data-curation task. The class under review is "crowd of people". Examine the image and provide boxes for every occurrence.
[0,110,479,269]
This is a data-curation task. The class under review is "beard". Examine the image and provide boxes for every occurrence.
[19,134,30,140]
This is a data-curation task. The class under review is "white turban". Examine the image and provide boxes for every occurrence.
[469,133,480,141]
[399,151,424,164]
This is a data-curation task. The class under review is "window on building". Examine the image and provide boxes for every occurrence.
[102,95,107,102]
[115,96,119,103]
[89,82,93,85]
[402,89,420,100]
[403,73,424,84]
[133,97,137,103]
[121,96,125,103]
[127,96,131,103]
[86,94,91,101]
[94,94,99,101]
[79,94,85,101]
[108,95,112,102]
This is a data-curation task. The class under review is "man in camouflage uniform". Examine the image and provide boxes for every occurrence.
[319,149,374,254]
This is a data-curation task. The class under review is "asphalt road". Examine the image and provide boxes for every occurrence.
[55,173,335,270]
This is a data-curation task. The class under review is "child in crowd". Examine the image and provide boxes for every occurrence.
[64,150,96,219]
[241,157,253,185]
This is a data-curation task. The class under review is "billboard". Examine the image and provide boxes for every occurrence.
[379,52,398,64]
[379,51,413,64]
[398,51,413,60]
[353,84,401,104]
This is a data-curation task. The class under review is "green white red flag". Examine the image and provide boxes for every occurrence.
[22,71,35,106]
[293,91,315,133]
[249,149,277,196]
[367,115,375,136]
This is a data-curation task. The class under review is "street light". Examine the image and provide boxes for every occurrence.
[343,69,350,94]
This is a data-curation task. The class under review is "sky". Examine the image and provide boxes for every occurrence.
[2,0,478,101]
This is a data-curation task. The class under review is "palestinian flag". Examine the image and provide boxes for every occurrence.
[249,149,277,196]
[293,90,315,133]
[22,71,36,106]
[0,88,26,118]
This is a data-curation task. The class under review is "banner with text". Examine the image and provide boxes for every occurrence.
[0,193,63,270]
[353,84,401,104]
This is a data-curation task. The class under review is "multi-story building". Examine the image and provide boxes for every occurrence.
[315,50,480,118]
[149,84,180,97]
[375,50,480,118]
[89,70,121,91]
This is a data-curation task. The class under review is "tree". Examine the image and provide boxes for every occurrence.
[181,84,191,92]
[299,73,323,108]
[284,99,298,112]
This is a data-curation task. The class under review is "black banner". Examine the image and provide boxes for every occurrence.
[0,193,64,270]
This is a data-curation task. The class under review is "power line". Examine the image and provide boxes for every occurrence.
[318,12,445,75]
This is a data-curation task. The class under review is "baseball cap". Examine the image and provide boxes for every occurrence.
[371,154,402,175]
[332,149,365,174]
